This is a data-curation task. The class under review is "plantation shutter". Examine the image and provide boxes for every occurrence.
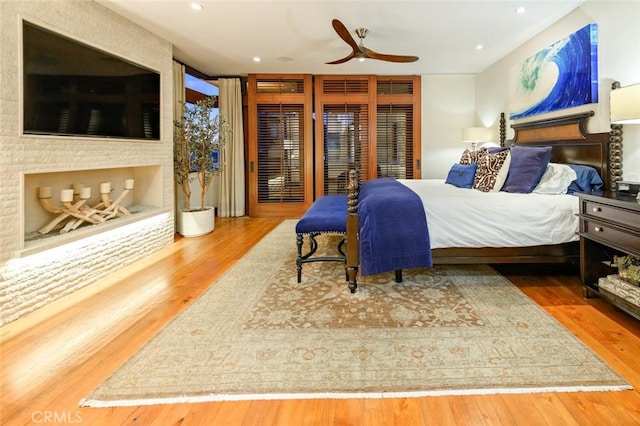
[376,77,421,179]
[247,74,313,217]
[255,104,305,202]
[321,103,370,195]
[315,76,375,196]
[377,104,414,179]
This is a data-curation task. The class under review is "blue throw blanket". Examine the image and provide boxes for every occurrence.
[358,178,432,276]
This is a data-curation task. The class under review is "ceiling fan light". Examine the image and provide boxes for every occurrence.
[358,57,366,62]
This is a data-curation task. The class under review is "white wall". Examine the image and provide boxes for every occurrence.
[421,75,478,178]
[0,1,175,325]
[475,1,640,182]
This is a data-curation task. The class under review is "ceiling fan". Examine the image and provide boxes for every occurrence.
[326,19,419,64]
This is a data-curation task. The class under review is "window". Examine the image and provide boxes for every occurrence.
[185,73,218,103]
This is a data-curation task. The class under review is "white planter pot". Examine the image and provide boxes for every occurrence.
[178,207,215,237]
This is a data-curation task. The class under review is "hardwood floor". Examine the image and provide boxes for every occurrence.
[2,217,640,425]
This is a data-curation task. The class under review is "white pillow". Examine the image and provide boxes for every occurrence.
[533,163,577,194]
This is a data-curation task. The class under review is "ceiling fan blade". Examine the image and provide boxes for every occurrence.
[364,47,419,63]
[326,52,356,65]
[331,19,360,52]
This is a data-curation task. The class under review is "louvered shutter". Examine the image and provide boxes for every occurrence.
[377,104,413,179]
[315,76,375,196]
[255,103,305,203]
[247,75,313,217]
[376,76,421,179]
[321,103,370,194]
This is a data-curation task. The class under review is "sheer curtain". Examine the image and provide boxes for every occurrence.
[216,78,245,217]
[173,61,185,223]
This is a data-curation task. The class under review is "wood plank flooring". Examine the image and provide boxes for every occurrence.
[2,217,640,425]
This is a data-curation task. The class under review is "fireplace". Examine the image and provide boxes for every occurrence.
[22,165,164,256]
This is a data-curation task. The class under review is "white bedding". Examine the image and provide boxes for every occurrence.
[398,179,579,249]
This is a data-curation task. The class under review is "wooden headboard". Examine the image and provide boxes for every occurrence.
[506,111,613,190]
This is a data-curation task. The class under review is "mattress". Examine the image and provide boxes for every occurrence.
[398,179,579,249]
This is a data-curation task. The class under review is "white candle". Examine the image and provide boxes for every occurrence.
[38,186,52,198]
[80,186,92,199]
[124,178,135,190]
[100,182,111,194]
[60,189,74,202]
[73,183,84,194]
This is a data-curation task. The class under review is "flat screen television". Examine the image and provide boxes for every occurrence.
[22,21,160,140]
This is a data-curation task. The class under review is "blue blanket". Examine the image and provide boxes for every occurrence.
[358,178,432,276]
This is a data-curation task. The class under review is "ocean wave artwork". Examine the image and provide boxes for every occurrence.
[510,24,598,120]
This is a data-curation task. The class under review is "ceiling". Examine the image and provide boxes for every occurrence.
[98,0,585,77]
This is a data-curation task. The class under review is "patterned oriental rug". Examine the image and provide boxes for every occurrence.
[81,220,631,407]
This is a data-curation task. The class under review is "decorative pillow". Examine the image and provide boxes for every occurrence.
[445,163,477,188]
[472,150,511,192]
[486,146,509,154]
[459,147,488,165]
[533,163,578,194]
[567,164,604,194]
[502,145,552,193]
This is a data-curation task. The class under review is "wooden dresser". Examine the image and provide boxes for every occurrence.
[578,191,640,318]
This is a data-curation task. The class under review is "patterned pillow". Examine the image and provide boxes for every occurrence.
[473,150,511,192]
[459,147,488,165]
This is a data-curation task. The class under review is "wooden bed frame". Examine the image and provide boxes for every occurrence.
[345,111,613,292]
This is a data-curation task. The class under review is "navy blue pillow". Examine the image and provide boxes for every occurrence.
[445,163,477,189]
[502,145,552,193]
[486,146,509,154]
[566,164,604,194]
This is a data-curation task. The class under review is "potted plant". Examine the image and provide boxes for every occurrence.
[174,96,230,237]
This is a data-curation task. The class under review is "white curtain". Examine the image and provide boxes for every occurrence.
[216,78,245,217]
[173,61,185,222]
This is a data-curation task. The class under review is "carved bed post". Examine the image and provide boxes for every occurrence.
[500,112,506,147]
[609,81,624,190]
[346,169,359,293]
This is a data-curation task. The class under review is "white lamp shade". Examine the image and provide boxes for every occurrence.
[462,127,491,142]
[610,83,640,124]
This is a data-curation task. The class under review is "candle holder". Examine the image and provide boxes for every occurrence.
[37,179,134,235]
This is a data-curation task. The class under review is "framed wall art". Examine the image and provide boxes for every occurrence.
[510,23,598,120]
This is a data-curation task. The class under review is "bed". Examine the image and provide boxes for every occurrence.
[344,112,613,292]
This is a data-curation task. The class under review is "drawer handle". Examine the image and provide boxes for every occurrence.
[592,207,601,213]
[594,226,603,232]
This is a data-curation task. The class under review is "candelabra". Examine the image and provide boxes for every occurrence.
[37,179,134,235]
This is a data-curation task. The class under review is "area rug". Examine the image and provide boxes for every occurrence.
[81,220,631,407]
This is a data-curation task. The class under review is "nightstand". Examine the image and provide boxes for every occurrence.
[578,191,640,318]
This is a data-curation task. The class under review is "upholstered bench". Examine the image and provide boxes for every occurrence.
[295,195,347,283]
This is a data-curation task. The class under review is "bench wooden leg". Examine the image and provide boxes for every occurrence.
[296,234,304,283]
[296,233,346,284]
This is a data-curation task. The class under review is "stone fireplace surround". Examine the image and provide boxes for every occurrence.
[0,1,175,325]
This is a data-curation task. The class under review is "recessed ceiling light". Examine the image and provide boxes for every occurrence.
[253,57,261,63]
[191,3,203,10]
[516,7,526,14]
[475,44,484,50]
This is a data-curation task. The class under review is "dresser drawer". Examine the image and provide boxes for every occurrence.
[583,200,640,231]
[583,219,640,252]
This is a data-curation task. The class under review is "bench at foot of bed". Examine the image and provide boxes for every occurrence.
[295,195,348,283]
